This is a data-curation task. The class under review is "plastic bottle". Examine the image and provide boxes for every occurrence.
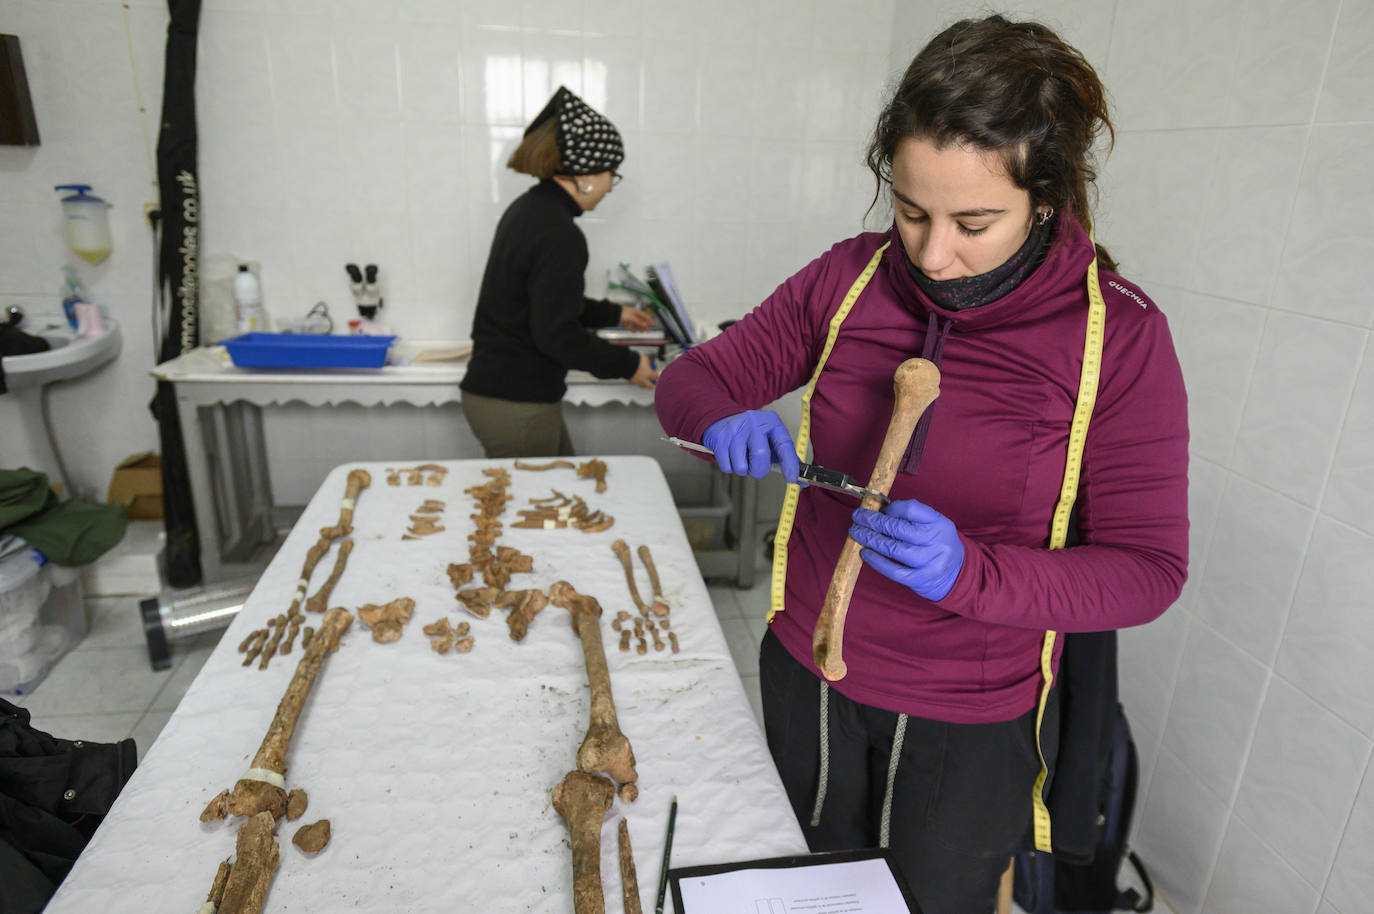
[200,254,241,343]
[233,264,268,333]
[53,184,113,264]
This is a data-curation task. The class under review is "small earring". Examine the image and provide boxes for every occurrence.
[579,183,593,194]
[1037,208,1054,226]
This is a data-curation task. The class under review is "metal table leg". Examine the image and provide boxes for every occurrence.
[173,389,223,583]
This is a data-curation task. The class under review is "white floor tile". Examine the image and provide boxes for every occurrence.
[706,585,743,621]
[80,595,149,651]
[129,709,174,762]
[17,645,174,717]
[719,616,761,677]
[150,633,222,712]
[739,673,763,728]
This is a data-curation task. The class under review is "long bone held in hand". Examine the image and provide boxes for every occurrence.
[812,358,941,681]
[226,606,354,819]
[552,769,616,914]
[548,581,638,787]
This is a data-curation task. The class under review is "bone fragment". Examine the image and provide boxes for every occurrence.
[446,563,474,588]
[668,632,679,653]
[281,621,299,655]
[357,597,415,643]
[456,586,500,618]
[813,358,940,681]
[577,459,609,493]
[205,860,231,911]
[514,459,576,470]
[257,617,285,670]
[552,770,615,914]
[240,629,267,666]
[217,811,279,914]
[286,789,308,820]
[292,819,331,854]
[618,630,631,651]
[618,818,645,914]
[201,788,230,822]
[454,635,475,652]
[496,588,549,641]
[423,617,453,636]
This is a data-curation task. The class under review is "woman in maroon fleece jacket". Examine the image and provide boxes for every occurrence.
[656,16,1187,914]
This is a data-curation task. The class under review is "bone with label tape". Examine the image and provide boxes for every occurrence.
[320,468,370,539]
[812,358,940,681]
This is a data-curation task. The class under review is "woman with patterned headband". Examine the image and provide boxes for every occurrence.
[461,86,658,458]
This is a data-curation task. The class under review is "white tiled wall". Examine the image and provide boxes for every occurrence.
[893,3,1374,913]
[0,0,894,495]
[4,2,1373,911]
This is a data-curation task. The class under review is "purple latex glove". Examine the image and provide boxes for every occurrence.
[849,499,964,602]
[702,411,800,483]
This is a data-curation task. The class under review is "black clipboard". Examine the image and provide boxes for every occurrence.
[669,847,922,913]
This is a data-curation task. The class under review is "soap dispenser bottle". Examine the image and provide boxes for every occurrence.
[53,184,113,264]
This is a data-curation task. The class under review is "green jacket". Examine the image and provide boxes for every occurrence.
[0,468,126,567]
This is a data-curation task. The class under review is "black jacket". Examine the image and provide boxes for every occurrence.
[461,179,638,403]
[1,699,137,914]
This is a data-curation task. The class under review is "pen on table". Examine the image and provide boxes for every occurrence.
[654,795,678,914]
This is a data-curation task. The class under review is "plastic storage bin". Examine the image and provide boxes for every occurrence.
[0,548,86,694]
[222,332,396,369]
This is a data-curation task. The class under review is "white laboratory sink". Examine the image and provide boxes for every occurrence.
[2,316,122,391]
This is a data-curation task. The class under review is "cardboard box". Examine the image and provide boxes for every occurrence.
[108,453,164,520]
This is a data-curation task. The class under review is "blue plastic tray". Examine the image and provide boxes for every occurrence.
[222,333,397,369]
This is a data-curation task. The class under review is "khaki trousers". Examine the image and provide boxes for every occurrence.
[460,391,575,458]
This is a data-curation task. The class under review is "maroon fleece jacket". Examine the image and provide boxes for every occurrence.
[655,217,1188,723]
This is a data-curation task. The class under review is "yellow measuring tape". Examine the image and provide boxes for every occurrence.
[768,242,889,622]
[1031,240,1106,852]
[763,233,1107,855]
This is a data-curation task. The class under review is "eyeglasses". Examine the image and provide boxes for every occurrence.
[611,171,623,187]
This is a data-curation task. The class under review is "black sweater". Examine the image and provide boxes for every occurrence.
[460,180,638,402]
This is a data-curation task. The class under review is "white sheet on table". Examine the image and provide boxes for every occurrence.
[44,456,805,914]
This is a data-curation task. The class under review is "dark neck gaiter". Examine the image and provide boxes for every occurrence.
[906,213,1056,310]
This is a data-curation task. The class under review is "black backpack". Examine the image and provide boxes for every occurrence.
[1014,703,1153,913]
